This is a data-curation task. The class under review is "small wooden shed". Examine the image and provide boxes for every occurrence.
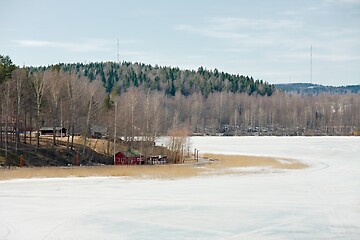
[39,127,67,137]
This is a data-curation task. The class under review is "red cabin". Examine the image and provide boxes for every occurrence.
[114,150,144,165]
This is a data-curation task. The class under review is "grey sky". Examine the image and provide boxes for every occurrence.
[1,0,359,85]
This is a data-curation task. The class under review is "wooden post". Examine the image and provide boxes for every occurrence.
[194,148,197,160]
[114,100,117,166]
[197,150,199,162]
[19,155,23,168]
[76,151,79,166]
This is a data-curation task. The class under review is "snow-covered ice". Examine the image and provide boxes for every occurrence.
[1,136,359,239]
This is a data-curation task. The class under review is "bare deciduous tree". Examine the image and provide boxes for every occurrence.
[30,72,46,148]
[44,69,64,146]
[167,127,190,163]
[82,80,104,154]
[12,68,27,153]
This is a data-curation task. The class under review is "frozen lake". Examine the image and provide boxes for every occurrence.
[1,136,359,239]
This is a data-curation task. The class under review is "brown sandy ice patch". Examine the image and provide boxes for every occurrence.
[0,154,307,180]
[202,153,308,170]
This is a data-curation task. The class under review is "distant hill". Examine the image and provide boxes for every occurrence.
[275,83,360,95]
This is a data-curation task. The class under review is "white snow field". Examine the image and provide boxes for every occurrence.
[1,136,359,240]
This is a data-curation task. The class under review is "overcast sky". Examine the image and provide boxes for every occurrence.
[1,0,359,85]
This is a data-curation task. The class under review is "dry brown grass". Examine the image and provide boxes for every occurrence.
[55,136,114,154]
[0,165,202,180]
[0,154,307,180]
[203,154,308,170]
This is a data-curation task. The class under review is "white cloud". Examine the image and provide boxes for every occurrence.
[14,39,113,52]
[175,17,308,52]
[281,52,360,62]
[176,15,360,63]
[176,17,302,42]
[175,24,249,40]
[325,0,360,4]
[210,17,303,30]
[284,6,320,16]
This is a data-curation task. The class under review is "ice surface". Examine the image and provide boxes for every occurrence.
[1,136,359,239]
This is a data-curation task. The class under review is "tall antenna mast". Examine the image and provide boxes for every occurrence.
[117,39,120,63]
[310,44,312,84]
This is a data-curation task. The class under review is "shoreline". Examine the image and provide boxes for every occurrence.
[0,154,308,181]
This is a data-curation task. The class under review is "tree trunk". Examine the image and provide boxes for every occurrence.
[113,100,117,164]
[106,114,110,155]
[52,114,56,147]
[83,96,93,154]
[4,84,10,160]
[15,106,19,155]
[0,103,3,149]
[107,127,110,155]
[67,120,71,149]
[35,93,41,149]
[24,111,27,144]
[70,108,76,150]
[29,109,32,146]
[36,106,40,149]
[71,124,75,151]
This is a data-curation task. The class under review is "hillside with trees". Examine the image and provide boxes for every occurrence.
[1,54,359,167]
[31,61,275,97]
[276,83,360,95]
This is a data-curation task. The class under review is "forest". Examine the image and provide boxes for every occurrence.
[0,54,359,166]
[32,61,276,97]
[276,83,360,95]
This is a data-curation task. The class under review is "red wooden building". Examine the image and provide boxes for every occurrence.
[114,150,144,165]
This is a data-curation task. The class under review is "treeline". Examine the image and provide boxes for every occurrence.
[31,61,275,97]
[276,83,360,95]
[188,91,360,136]
[1,54,360,165]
